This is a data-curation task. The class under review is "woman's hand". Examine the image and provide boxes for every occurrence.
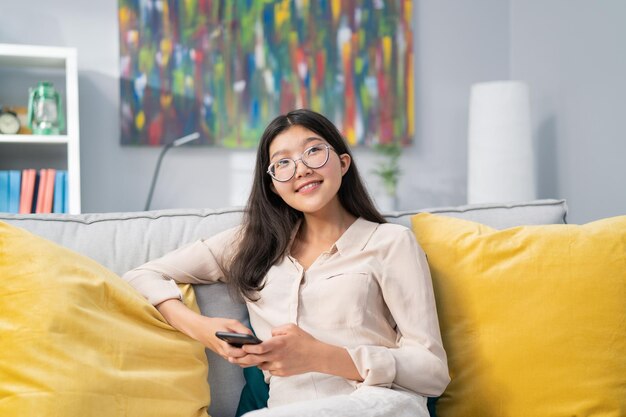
[233,323,363,381]
[195,316,255,362]
[156,298,251,361]
[234,323,320,376]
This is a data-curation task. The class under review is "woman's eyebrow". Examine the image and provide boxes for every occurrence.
[303,136,324,145]
[270,149,286,160]
[270,136,324,160]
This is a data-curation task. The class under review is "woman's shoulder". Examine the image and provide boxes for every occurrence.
[372,220,412,238]
[358,218,415,250]
[364,221,423,263]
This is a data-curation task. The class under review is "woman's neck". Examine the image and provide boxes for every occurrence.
[298,203,357,247]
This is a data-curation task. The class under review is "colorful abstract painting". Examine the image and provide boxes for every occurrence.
[118,0,414,147]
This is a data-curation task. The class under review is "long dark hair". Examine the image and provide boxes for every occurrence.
[228,109,386,301]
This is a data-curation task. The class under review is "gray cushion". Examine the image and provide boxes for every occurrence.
[385,199,567,229]
[195,283,248,417]
[0,200,567,273]
[0,199,567,417]
[0,207,244,275]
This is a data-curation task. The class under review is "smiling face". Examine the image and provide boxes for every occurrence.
[268,125,351,216]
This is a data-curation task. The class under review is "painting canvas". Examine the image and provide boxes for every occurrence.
[118,0,414,147]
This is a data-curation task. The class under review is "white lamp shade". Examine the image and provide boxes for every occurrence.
[467,81,536,204]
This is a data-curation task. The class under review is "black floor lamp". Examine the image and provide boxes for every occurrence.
[144,132,200,211]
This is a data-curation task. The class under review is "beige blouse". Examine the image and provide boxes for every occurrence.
[122,217,450,408]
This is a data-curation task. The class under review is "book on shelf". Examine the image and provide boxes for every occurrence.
[0,171,8,212]
[53,170,67,214]
[31,171,40,213]
[8,171,21,213]
[19,169,36,214]
[33,169,57,214]
[0,168,70,214]
[42,168,56,213]
[63,171,68,213]
[35,169,46,214]
[0,170,22,214]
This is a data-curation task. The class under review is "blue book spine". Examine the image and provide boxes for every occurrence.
[63,171,69,213]
[53,170,65,213]
[0,171,9,212]
[8,170,21,213]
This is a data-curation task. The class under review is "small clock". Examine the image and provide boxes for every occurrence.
[0,110,21,134]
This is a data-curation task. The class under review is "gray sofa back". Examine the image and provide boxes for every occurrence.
[0,199,566,417]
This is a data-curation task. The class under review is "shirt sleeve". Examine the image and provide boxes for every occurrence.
[345,228,450,397]
[121,226,241,306]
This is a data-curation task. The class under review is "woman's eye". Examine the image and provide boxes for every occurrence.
[276,159,291,168]
[308,145,323,154]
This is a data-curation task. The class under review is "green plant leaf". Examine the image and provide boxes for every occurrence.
[371,143,402,195]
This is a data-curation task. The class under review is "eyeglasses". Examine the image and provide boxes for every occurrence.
[267,143,334,182]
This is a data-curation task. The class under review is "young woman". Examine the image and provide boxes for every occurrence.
[123,109,449,417]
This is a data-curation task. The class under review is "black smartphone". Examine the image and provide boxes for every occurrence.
[215,331,262,348]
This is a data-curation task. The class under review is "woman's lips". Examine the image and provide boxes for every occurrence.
[296,181,322,193]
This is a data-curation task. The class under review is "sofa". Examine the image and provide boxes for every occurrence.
[2,199,624,417]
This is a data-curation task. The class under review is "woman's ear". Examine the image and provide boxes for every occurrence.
[339,153,351,177]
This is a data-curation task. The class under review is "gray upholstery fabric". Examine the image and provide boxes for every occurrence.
[0,199,567,417]
[385,199,568,229]
[195,283,249,417]
[0,207,244,275]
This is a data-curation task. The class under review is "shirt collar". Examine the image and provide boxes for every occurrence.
[287,217,380,256]
[333,217,380,256]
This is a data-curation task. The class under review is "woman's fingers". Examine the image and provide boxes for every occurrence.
[229,353,266,367]
[241,340,274,354]
[226,320,253,335]
[223,345,247,358]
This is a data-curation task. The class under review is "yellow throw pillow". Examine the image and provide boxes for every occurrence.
[411,214,626,417]
[0,221,210,417]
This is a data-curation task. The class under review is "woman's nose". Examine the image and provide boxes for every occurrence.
[294,159,312,178]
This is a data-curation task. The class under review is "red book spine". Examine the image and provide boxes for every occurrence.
[42,168,56,213]
[35,169,47,214]
[19,169,36,214]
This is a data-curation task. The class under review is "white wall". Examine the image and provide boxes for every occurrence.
[510,0,626,223]
[409,0,509,207]
[2,0,622,222]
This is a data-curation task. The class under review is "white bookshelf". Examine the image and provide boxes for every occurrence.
[0,43,81,214]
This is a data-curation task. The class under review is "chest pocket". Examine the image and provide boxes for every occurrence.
[300,271,373,329]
